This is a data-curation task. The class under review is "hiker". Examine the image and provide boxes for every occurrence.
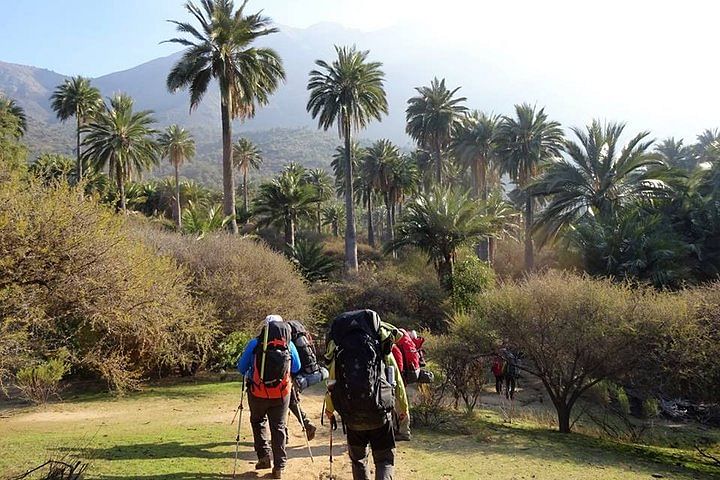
[491,354,505,394]
[237,315,301,479]
[286,319,328,442]
[501,348,519,400]
[408,330,434,385]
[324,310,409,480]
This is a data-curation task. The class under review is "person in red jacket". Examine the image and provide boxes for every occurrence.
[396,329,421,384]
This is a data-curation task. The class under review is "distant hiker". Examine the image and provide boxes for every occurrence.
[324,310,409,480]
[396,329,421,385]
[491,354,505,394]
[501,348,519,400]
[408,330,434,385]
[286,319,328,442]
[237,315,301,479]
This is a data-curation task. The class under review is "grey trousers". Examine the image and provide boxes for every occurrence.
[248,392,291,469]
[347,421,395,480]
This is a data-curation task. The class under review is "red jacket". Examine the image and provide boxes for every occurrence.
[397,331,420,374]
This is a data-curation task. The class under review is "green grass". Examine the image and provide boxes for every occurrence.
[1,379,719,479]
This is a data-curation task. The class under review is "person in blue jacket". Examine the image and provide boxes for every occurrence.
[238,315,301,479]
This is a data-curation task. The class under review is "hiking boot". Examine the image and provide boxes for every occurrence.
[272,468,284,479]
[304,422,317,441]
[255,456,271,470]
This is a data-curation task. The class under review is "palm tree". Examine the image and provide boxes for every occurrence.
[386,187,491,289]
[166,0,285,234]
[0,95,27,138]
[182,200,233,239]
[304,168,333,234]
[254,170,315,248]
[82,94,159,212]
[655,137,695,171]
[232,137,263,214]
[406,78,468,185]
[496,103,564,270]
[529,121,665,246]
[452,110,501,261]
[29,153,76,184]
[158,125,196,229]
[322,203,344,237]
[307,45,388,272]
[50,76,102,180]
[362,139,401,244]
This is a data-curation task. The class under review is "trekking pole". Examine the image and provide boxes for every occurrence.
[297,414,314,463]
[329,414,337,479]
[231,375,247,479]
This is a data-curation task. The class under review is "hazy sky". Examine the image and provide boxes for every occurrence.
[1,0,719,140]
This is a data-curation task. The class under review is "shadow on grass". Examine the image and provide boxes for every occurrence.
[412,415,720,479]
[55,441,254,461]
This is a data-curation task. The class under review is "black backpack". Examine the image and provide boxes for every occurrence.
[287,320,319,375]
[328,310,395,426]
[251,321,292,399]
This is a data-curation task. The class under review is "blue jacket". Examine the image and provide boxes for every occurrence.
[237,337,301,378]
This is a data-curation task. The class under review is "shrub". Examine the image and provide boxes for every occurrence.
[15,350,70,404]
[479,271,668,433]
[450,255,496,312]
[215,331,254,370]
[312,263,448,332]
[0,180,219,393]
[137,227,312,333]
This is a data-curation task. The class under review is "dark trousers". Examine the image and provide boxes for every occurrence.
[289,387,310,427]
[347,421,395,480]
[494,375,503,394]
[248,392,290,469]
[505,375,516,399]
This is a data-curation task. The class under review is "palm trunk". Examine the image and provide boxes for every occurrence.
[285,216,295,249]
[343,119,358,272]
[476,157,489,262]
[117,161,126,213]
[175,163,182,230]
[384,193,393,244]
[243,170,249,216]
[438,254,454,290]
[434,138,442,186]
[524,195,534,271]
[220,93,238,234]
[76,112,82,181]
[317,202,322,234]
[367,191,375,248]
[332,220,339,237]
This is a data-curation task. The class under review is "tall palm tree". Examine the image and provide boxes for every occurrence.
[50,76,102,180]
[158,125,196,229]
[0,95,27,138]
[386,187,491,289]
[362,139,401,244]
[232,137,263,214]
[496,103,564,270]
[307,45,388,272]
[304,168,333,234]
[166,0,285,234]
[452,110,501,261]
[254,170,315,248]
[529,120,665,246]
[655,137,694,171]
[82,94,159,212]
[406,77,467,185]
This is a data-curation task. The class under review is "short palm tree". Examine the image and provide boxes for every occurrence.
[304,168,334,234]
[322,203,345,237]
[232,137,263,214]
[406,77,468,185]
[29,153,76,184]
[362,139,401,243]
[0,95,27,138]
[182,200,232,239]
[254,170,315,248]
[158,125,196,229]
[655,137,695,171]
[530,121,665,246]
[496,103,564,270]
[82,94,159,212]
[50,76,102,180]
[307,45,388,272]
[166,0,285,234]
[386,187,491,290]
